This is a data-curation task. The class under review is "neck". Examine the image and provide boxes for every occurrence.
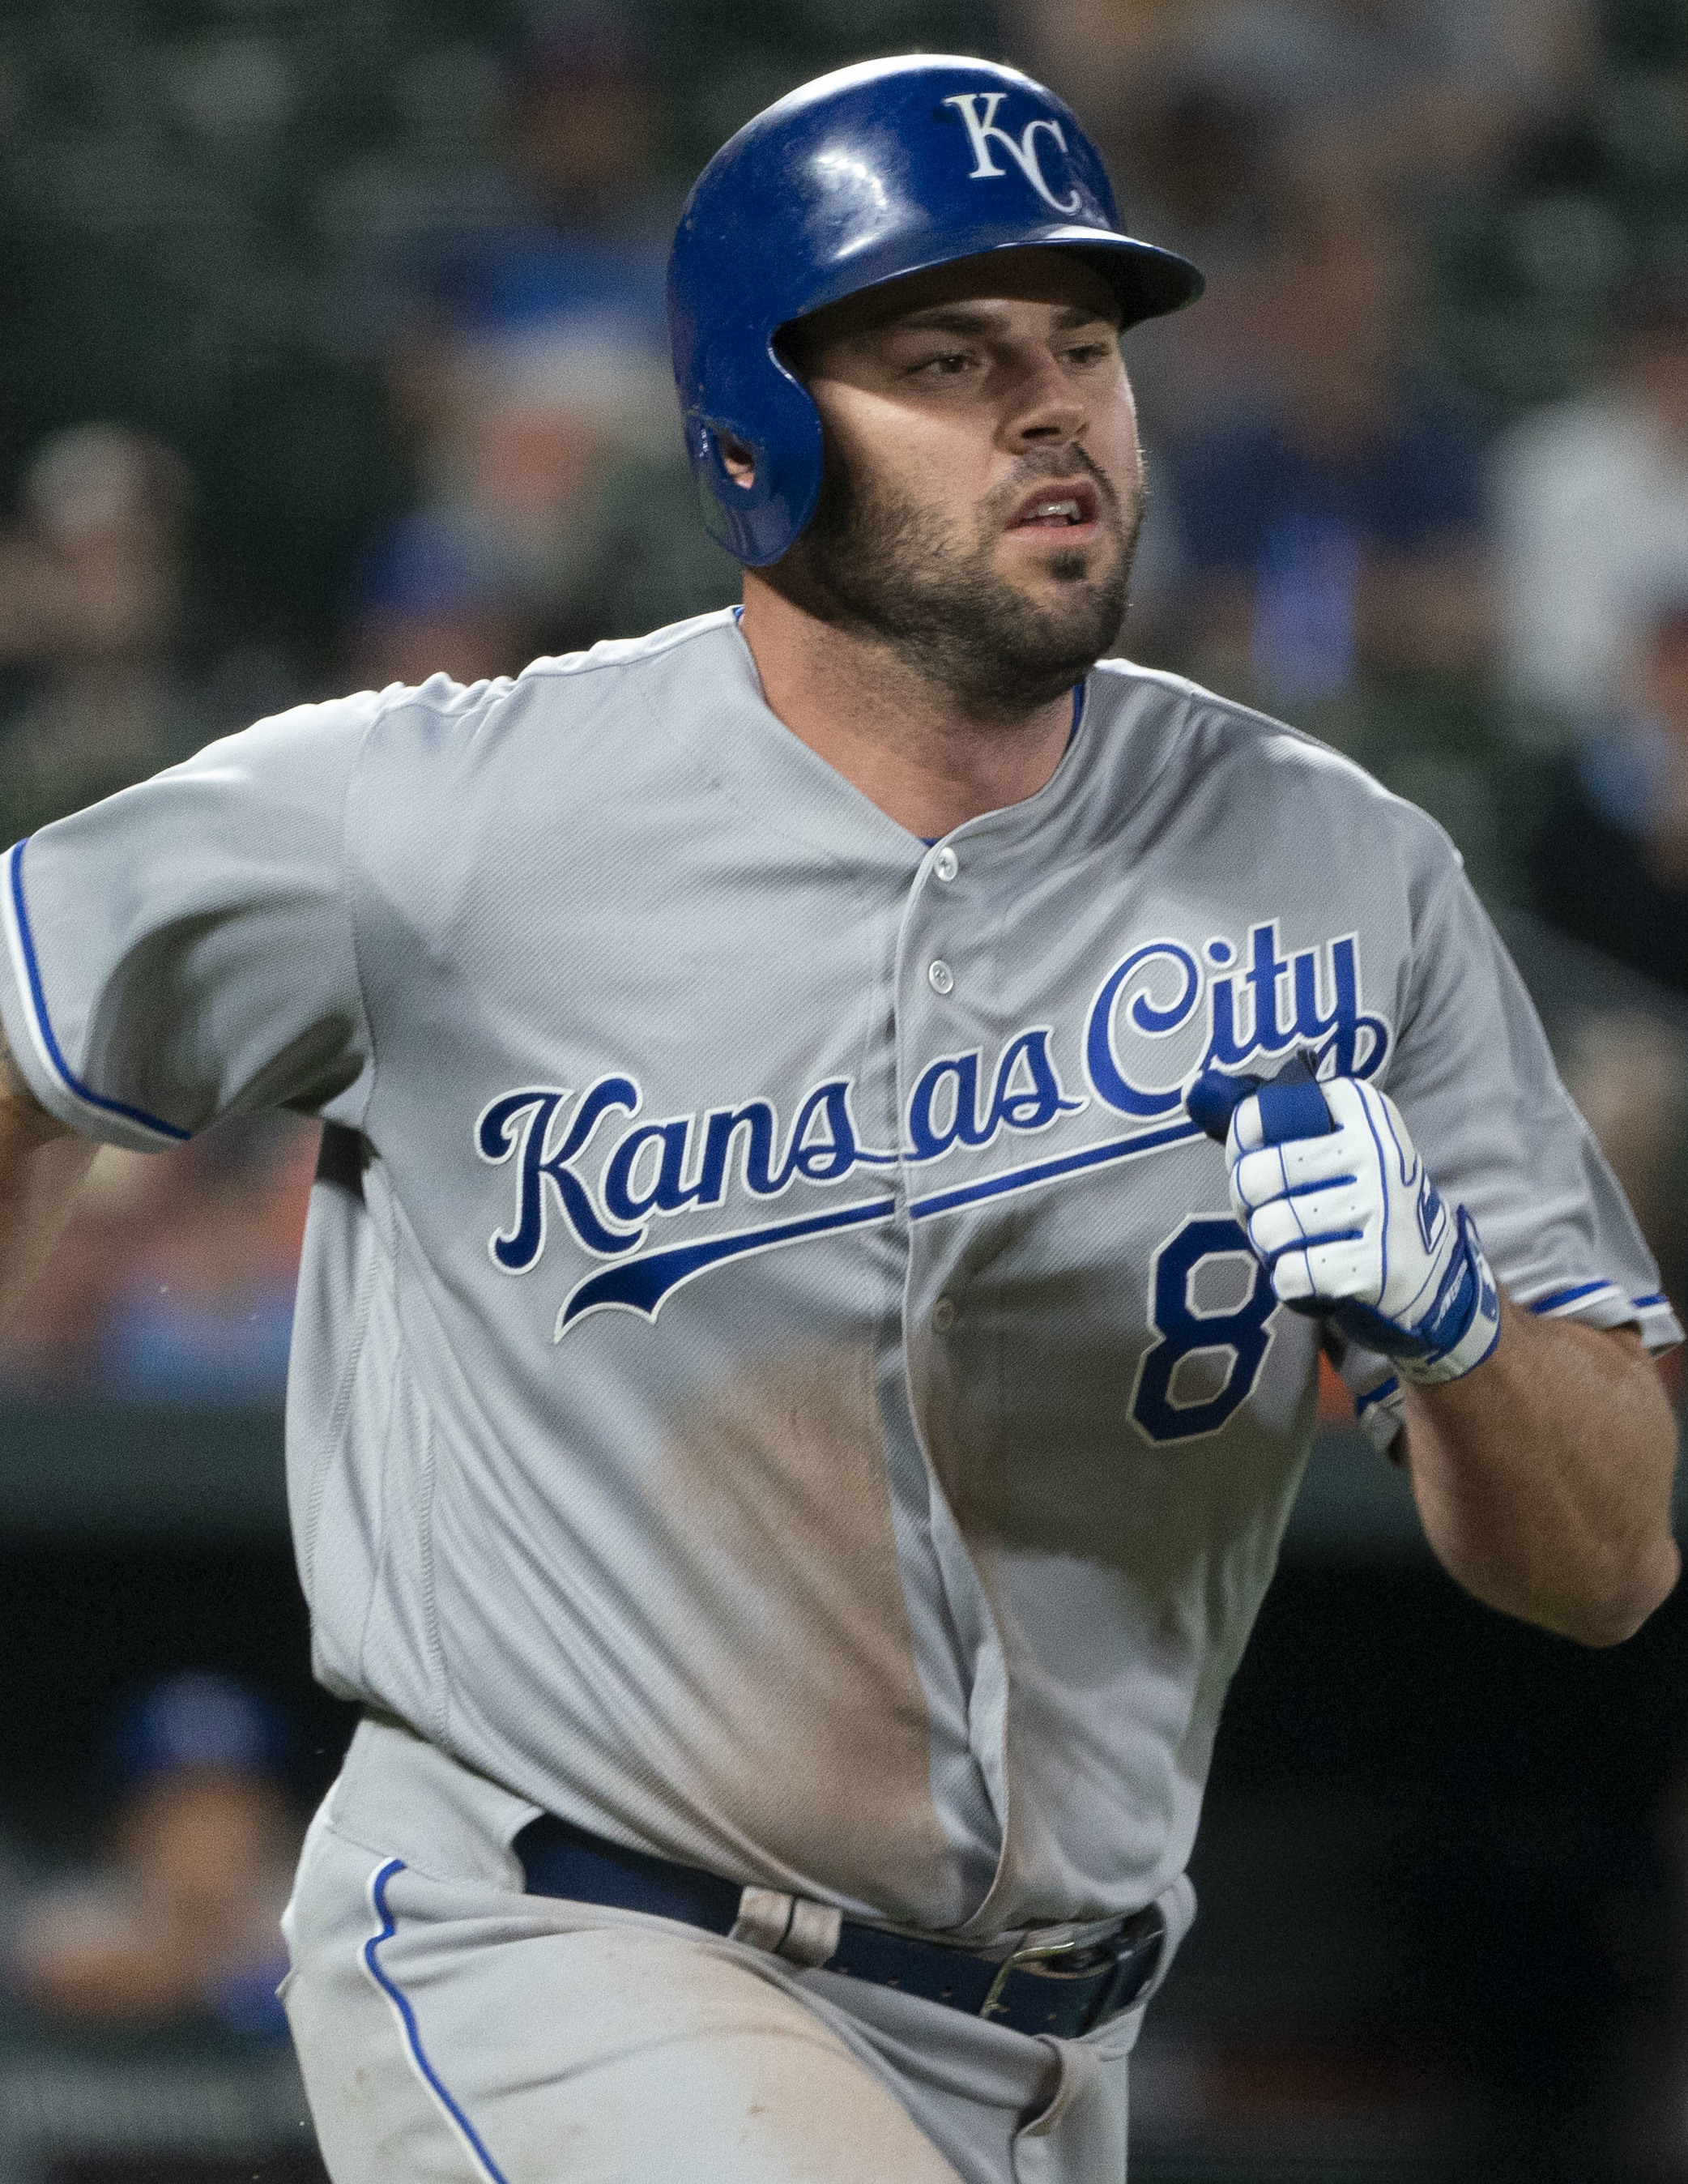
[736,576,1077,839]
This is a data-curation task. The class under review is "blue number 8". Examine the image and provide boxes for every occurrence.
[1130,1215,1280,1444]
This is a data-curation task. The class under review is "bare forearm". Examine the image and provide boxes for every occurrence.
[1402,1300,1679,1646]
[0,1033,96,1333]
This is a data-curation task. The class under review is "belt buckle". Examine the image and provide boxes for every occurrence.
[978,1930,1098,2019]
[979,1909,1164,2032]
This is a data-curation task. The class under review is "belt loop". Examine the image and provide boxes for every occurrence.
[781,1897,842,1968]
[728,1885,842,1968]
[1082,1916,1166,2034]
[728,1885,796,1954]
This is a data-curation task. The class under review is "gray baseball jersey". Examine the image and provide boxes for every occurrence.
[1,607,1674,1940]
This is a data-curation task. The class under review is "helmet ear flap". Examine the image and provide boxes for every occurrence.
[688,388,825,568]
[688,419,774,561]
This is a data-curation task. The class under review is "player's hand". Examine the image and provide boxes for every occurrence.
[1193,1069,1503,1384]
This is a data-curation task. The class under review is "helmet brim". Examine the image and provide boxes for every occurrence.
[780,227,1204,343]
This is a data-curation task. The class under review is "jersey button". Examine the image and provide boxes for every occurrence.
[927,959,954,995]
[933,847,959,883]
[931,1296,957,1333]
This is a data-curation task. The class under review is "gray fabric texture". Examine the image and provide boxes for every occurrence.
[1,610,1674,1940]
[283,1713,1149,2184]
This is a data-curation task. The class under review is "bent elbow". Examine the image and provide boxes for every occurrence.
[1554,1538,1681,1649]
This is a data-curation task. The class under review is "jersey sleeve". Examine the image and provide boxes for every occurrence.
[1335,855,1682,1449]
[0,693,380,1151]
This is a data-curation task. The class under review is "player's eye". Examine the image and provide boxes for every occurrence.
[909,349,976,378]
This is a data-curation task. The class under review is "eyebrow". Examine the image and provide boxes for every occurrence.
[875,301,1118,338]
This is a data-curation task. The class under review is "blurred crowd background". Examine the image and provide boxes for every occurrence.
[2,1,1688,2180]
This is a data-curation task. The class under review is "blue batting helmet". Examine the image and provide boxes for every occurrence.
[109,1671,291,1789]
[667,54,1203,569]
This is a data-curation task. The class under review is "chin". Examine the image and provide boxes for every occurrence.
[1022,569,1126,638]
[1000,535,1119,595]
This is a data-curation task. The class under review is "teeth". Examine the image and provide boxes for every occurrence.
[1029,499,1082,523]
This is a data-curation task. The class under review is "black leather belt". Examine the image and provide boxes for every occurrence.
[514,1812,1163,2041]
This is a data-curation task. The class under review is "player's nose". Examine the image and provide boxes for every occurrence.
[1000,347,1088,450]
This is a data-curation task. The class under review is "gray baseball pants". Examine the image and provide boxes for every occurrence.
[282,1715,1188,2184]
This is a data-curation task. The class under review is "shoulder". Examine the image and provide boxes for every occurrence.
[1087,656,1402,808]
[1086,658,1462,888]
[137,614,744,846]
[348,608,745,759]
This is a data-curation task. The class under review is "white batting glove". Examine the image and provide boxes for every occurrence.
[1226,1076,1502,1384]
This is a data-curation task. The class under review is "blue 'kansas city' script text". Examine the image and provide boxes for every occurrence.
[476,920,1391,1330]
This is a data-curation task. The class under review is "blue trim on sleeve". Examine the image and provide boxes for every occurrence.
[362,1858,512,2184]
[6,840,190,1143]
[1353,1376,1400,1414]
[1525,1280,1615,1317]
[1633,1292,1669,1310]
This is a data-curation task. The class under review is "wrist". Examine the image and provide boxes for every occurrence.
[1394,1209,1503,1386]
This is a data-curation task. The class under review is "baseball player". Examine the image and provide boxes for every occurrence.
[0,53,1678,2184]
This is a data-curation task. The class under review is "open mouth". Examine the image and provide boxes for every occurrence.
[1006,480,1101,533]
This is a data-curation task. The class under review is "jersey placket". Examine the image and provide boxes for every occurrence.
[886,832,1019,1924]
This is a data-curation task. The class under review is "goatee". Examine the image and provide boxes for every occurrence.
[773,447,1142,719]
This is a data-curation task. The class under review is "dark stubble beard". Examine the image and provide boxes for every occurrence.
[771,444,1144,721]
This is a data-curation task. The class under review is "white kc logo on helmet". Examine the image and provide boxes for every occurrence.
[943,91,1084,215]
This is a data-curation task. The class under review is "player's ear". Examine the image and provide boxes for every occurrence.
[717,432,756,486]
